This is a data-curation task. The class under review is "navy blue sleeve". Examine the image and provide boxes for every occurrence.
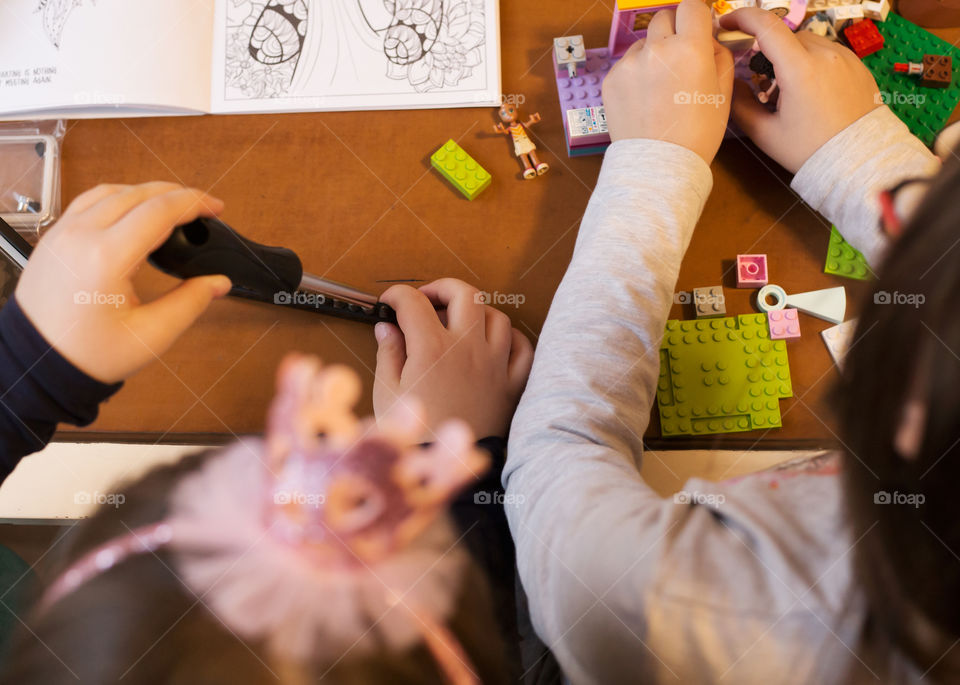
[450,436,520,674]
[0,297,122,479]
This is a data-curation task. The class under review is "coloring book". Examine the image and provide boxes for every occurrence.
[0,0,501,118]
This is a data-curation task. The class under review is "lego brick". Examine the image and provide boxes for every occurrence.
[657,314,793,436]
[862,0,890,21]
[862,14,960,146]
[553,47,618,156]
[694,286,726,318]
[826,3,864,23]
[554,36,587,77]
[920,54,952,88]
[768,308,801,339]
[784,286,846,324]
[736,254,768,288]
[717,29,756,52]
[608,3,679,58]
[843,19,883,59]
[430,140,491,200]
[821,319,858,371]
[824,225,872,280]
[566,106,608,147]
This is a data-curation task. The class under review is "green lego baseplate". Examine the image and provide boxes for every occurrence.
[657,314,793,436]
[825,225,872,280]
[862,13,960,147]
[430,139,491,200]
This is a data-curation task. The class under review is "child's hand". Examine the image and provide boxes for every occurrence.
[373,279,534,439]
[14,182,232,384]
[720,8,880,173]
[602,0,734,164]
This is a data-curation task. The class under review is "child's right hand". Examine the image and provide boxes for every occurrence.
[720,8,881,173]
[373,279,534,440]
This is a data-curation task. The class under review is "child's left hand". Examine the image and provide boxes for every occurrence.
[14,182,232,384]
[602,0,734,164]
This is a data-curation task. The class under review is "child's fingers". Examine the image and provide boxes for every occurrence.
[379,285,446,348]
[63,184,130,217]
[124,275,231,356]
[484,307,512,349]
[713,40,735,96]
[80,181,188,228]
[731,79,777,147]
[374,322,406,388]
[418,278,485,334]
[645,9,677,41]
[110,188,225,269]
[507,328,534,396]
[719,8,808,78]
[676,0,713,42]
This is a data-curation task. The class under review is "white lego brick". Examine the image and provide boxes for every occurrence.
[554,36,586,66]
[861,0,890,21]
[826,3,864,23]
[785,286,846,324]
[821,319,858,371]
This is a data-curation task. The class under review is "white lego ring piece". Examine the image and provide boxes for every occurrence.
[757,284,787,312]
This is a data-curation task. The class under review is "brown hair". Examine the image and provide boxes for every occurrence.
[838,149,960,680]
[0,450,510,684]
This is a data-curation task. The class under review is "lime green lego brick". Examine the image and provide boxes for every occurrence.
[862,14,960,146]
[430,139,491,200]
[657,314,793,436]
[824,225,872,281]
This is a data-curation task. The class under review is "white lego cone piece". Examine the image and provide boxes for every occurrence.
[784,286,846,324]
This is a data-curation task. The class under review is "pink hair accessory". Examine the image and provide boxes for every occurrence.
[40,354,489,683]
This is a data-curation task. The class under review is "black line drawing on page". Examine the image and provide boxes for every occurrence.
[225,0,486,100]
[36,0,91,48]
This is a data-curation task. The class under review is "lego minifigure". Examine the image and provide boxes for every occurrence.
[494,103,549,180]
[749,52,779,104]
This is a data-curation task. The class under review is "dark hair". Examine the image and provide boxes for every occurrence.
[839,148,960,680]
[0,450,509,684]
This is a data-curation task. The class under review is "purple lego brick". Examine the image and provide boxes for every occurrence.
[553,47,619,155]
[768,308,801,340]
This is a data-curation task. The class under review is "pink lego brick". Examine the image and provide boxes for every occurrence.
[736,254,768,288]
[768,308,801,340]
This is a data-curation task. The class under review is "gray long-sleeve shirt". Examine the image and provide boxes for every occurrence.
[503,107,940,684]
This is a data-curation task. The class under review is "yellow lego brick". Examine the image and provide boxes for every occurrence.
[617,0,681,10]
[430,139,491,200]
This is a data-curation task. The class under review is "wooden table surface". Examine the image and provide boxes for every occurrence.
[58,2,957,449]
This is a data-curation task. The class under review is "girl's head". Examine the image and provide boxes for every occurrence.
[1,356,507,684]
[839,148,960,677]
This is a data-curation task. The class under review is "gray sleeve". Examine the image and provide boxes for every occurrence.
[502,139,713,682]
[790,106,940,267]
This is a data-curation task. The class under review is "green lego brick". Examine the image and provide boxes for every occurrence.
[657,314,793,436]
[430,139,491,200]
[862,14,960,146]
[824,225,872,280]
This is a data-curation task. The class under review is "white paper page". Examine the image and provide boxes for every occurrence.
[210,0,501,113]
[0,0,214,118]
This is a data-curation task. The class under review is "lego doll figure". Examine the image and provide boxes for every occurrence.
[494,103,549,180]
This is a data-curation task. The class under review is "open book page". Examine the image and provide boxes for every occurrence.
[0,0,214,118]
[210,0,501,113]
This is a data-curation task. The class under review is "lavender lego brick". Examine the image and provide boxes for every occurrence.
[553,47,619,156]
